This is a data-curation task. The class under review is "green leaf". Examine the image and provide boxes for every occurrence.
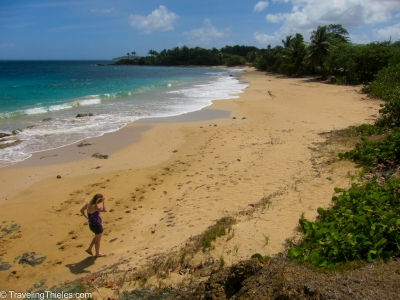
[367,250,378,261]
[288,247,302,258]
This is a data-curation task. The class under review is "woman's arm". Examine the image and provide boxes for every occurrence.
[99,199,107,212]
[80,203,89,219]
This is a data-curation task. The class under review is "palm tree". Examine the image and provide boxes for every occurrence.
[327,24,349,44]
[307,26,331,75]
[127,52,130,60]
[131,51,136,58]
[282,35,293,48]
[148,49,158,57]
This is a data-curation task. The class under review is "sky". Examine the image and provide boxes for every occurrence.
[1,0,400,60]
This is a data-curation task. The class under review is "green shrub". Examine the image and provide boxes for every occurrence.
[338,128,400,169]
[288,179,400,267]
[367,63,400,101]
[335,124,387,137]
[375,94,400,128]
[224,55,246,67]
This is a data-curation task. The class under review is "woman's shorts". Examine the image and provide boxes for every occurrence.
[89,224,104,235]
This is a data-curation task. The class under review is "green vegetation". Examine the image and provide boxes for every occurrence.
[288,180,400,267]
[116,45,256,67]
[253,24,399,83]
[338,129,400,169]
[117,23,400,85]
[201,217,233,250]
[284,31,400,268]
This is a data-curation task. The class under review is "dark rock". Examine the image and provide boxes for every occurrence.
[0,260,12,271]
[11,129,23,135]
[197,260,262,299]
[92,153,108,159]
[0,223,21,238]
[18,252,46,266]
[76,113,93,118]
[172,150,178,153]
[42,118,52,122]
[56,175,61,179]
[0,133,11,138]
[77,140,92,147]
[0,139,21,150]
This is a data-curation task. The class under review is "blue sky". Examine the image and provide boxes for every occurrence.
[1,0,400,60]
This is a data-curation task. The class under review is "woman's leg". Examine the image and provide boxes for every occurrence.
[94,233,105,257]
[86,237,96,255]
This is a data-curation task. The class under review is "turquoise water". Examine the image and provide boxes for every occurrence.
[0,61,247,166]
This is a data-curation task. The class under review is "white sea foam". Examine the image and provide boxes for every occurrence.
[48,103,73,111]
[77,98,101,106]
[0,68,247,167]
[167,75,247,103]
[25,107,48,115]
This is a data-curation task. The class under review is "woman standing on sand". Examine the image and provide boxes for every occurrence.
[80,193,107,257]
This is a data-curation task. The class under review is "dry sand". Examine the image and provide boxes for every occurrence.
[0,68,381,292]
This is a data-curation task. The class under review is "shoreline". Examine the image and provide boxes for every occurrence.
[0,68,381,292]
[0,64,246,171]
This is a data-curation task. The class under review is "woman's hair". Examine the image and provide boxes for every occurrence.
[89,193,104,206]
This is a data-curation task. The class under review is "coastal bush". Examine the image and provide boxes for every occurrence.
[375,95,400,128]
[347,42,393,84]
[331,124,387,139]
[366,63,400,101]
[224,55,246,67]
[338,128,400,169]
[288,179,400,267]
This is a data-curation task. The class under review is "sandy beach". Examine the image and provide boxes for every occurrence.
[0,68,381,293]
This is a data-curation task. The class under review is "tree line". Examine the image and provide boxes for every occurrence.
[117,24,400,85]
[115,45,253,67]
[255,24,400,84]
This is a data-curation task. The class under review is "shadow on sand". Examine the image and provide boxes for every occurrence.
[65,256,96,274]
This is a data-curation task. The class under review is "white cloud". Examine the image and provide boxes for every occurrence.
[91,8,115,14]
[129,6,178,34]
[266,13,286,23]
[349,33,371,44]
[265,0,400,41]
[253,32,277,45]
[373,22,400,40]
[183,19,229,45]
[254,1,269,12]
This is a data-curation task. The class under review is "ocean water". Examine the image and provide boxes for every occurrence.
[0,61,247,167]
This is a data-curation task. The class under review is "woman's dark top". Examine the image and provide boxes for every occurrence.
[88,210,102,226]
